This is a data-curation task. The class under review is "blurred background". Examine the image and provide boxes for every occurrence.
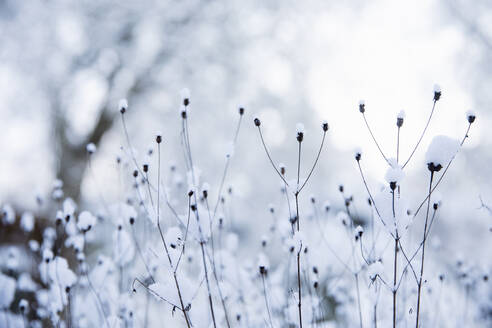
[1,0,492,324]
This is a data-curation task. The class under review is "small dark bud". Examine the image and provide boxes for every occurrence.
[188,190,194,197]
[65,286,70,293]
[181,110,187,119]
[203,190,208,198]
[290,246,295,253]
[133,170,138,178]
[433,203,438,210]
[254,118,261,126]
[322,121,329,132]
[484,275,488,282]
[183,98,189,106]
[359,101,365,113]
[259,266,267,275]
[313,266,318,274]
[239,107,244,115]
[262,240,267,247]
[339,185,344,193]
[390,181,397,191]
[313,281,319,289]
[434,86,441,101]
[397,117,404,127]
[296,132,304,143]
[439,274,444,281]
[310,196,316,204]
[118,225,122,230]
[355,152,361,161]
[156,135,162,144]
[191,204,197,212]
[129,217,135,225]
[427,162,442,172]
[133,288,137,293]
[368,198,372,206]
[143,164,149,172]
[280,165,286,175]
[467,111,476,124]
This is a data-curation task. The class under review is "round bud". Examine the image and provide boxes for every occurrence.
[433,84,441,101]
[359,100,365,113]
[322,121,329,132]
[239,107,245,115]
[133,170,138,178]
[119,99,128,114]
[389,181,397,191]
[156,135,162,144]
[254,118,261,126]
[143,164,149,172]
[129,217,135,225]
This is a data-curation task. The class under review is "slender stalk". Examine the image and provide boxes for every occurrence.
[415,171,434,328]
[257,126,289,186]
[295,140,303,328]
[362,113,390,165]
[355,273,363,328]
[261,274,274,328]
[156,143,191,328]
[402,100,436,169]
[200,242,217,327]
[182,113,218,328]
[391,190,398,328]
[298,131,326,193]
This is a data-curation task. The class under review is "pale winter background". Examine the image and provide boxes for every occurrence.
[1,0,492,327]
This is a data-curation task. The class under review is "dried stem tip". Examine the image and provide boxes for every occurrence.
[359,100,365,113]
[254,118,261,126]
[322,120,329,132]
[239,107,245,115]
[466,110,476,124]
[119,99,128,114]
[433,84,441,101]
[156,134,162,144]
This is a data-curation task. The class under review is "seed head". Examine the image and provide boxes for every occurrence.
[359,100,365,113]
[254,117,261,126]
[119,99,128,114]
[433,84,441,101]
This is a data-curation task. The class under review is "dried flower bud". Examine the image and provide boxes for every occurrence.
[466,110,476,124]
[322,120,329,132]
[359,100,365,113]
[119,99,128,114]
[433,84,441,101]
[239,107,245,115]
[254,118,261,126]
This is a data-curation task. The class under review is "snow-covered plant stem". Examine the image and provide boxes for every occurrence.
[181,109,218,328]
[295,136,303,328]
[391,187,399,328]
[155,138,192,328]
[254,118,327,328]
[415,170,434,328]
[260,269,274,328]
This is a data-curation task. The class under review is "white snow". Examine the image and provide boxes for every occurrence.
[119,98,128,111]
[77,211,96,231]
[296,122,305,134]
[0,273,16,308]
[425,135,460,167]
[384,158,405,185]
[20,211,34,232]
[2,204,15,225]
[397,110,405,119]
[86,142,96,153]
